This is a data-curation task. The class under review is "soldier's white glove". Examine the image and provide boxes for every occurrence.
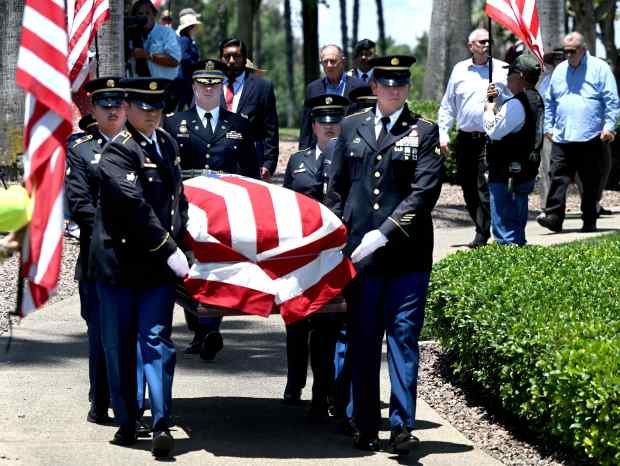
[350,229,388,263]
[167,248,190,278]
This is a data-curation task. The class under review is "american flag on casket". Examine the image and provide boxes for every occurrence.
[182,174,356,325]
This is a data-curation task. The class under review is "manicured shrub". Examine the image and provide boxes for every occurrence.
[426,235,620,465]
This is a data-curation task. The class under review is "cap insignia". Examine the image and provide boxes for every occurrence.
[391,57,400,66]
[106,79,115,88]
[325,96,333,105]
[206,60,214,71]
[149,81,158,90]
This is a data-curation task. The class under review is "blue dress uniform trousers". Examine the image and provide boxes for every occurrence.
[347,269,430,437]
[97,282,176,432]
[79,280,109,412]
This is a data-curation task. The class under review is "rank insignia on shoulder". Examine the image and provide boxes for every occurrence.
[294,167,306,174]
[71,134,93,147]
[126,172,136,182]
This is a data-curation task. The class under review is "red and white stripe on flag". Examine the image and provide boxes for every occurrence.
[152,0,167,10]
[16,0,73,315]
[67,0,110,92]
[182,174,356,325]
[485,0,544,65]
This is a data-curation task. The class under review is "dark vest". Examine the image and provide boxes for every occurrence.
[487,89,544,183]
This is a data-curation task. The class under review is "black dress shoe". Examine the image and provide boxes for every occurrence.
[388,425,420,454]
[184,332,206,354]
[136,419,151,438]
[467,233,488,249]
[537,213,562,232]
[200,331,224,361]
[282,389,302,405]
[581,222,597,233]
[352,430,380,451]
[110,426,137,446]
[152,429,174,458]
[86,404,113,425]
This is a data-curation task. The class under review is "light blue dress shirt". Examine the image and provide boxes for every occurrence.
[144,23,181,80]
[544,52,619,143]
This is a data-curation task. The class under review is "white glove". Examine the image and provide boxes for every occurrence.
[167,248,190,278]
[350,229,388,263]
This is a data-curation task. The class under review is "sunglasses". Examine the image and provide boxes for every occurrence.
[563,48,578,55]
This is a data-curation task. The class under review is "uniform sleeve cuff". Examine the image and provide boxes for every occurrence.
[379,216,410,240]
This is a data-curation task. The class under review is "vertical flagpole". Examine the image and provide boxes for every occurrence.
[488,16,494,101]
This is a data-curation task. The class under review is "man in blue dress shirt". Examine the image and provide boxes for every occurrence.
[537,32,619,233]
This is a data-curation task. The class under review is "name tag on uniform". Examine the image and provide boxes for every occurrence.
[226,131,243,140]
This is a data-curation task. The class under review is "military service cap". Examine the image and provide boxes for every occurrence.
[368,55,416,87]
[348,86,377,108]
[120,78,170,111]
[305,94,349,124]
[84,76,125,108]
[192,59,226,85]
[78,114,97,132]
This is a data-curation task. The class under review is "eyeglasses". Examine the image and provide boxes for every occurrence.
[563,48,578,55]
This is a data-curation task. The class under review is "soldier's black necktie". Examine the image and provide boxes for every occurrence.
[145,138,160,162]
[377,116,391,147]
[204,112,214,139]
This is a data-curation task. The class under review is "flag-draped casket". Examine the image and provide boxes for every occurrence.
[182,174,356,325]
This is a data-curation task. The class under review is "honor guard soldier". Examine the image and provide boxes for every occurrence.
[325,55,444,453]
[164,59,258,179]
[65,77,127,426]
[90,78,189,458]
[164,59,258,362]
[347,85,377,115]
[282,94,348,418]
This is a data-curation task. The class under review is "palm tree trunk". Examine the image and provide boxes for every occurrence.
[283,0,296,128]
[570,0,596,53]
[596,0,618,83]
[339,0,349,58]
[352,0,359,48]
[538,0,564,54]
[238,0,254,58]
[0,0,25,167]
[423,0,471,101]
[375,0,386,54]
[302,0,320,86]
[97,0,124,76]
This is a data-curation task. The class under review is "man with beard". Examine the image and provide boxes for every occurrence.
[65,77,127,425]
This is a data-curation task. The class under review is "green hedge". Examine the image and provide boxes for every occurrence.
[426,235,620,465]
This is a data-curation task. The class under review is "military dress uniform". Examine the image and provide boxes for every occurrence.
[90,78,188,454]
[325,56,443,451]
[281,94,347,415]
[163,59,259,361]
[65,76,126,424]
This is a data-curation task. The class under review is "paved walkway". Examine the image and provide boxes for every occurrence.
[1,213,618,465]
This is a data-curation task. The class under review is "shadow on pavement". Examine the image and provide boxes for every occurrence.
[391,441,474,465]
[164,396,371,460]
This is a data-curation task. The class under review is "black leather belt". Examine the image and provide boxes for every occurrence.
[458,130,486,139]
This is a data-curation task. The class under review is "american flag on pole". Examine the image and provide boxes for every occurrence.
[183,174,356,325]
[16,0,74,315]
[67,0,110,92]
[485,0,544,64]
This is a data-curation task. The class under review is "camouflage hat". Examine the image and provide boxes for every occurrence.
[504,53,541,75]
